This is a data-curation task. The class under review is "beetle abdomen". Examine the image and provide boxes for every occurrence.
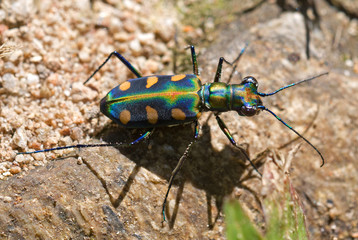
[100,74,202,128]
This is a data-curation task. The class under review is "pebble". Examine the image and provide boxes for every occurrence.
[2,73,19,94]
[12,127,28,149]
[71,82,98,102]
[155,20,174,43]
[129,39,142,56]
[30,55,42,63]
[109,18,123,33]
[26,73,40,85]
[32,152,45,161]
[0,9,5,22]
[145,59,159,73]
[10,166,21,175]
[3,196,12,203]
[70,127,83,141]
[153,42,167,56]
[15,154,26,164]
[138,33,155,45]
[114,32,131,42]
[79,50,91,63]
[123,19,136,33]
[2,62,16,74]
[8,49,23,63]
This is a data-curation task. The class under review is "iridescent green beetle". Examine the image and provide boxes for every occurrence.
[18,45,327,221]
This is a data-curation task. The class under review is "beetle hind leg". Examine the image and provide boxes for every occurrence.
[162,121,200,222]
[84,51,142,85]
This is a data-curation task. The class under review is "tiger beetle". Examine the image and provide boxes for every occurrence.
[18,45,328,222]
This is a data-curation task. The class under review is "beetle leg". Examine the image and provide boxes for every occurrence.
[162,121,200,222]
[84,51,142,84]
[129,129,154,145]
[215,114,261,176]
[214,43,248,83]
[186,45,199,75]
[213,57,224,83]
[222,43,248,67]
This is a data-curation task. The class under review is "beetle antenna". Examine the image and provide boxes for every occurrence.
[257,106,324,167]
[16,143,125,155]
[257,72,328,97]
[17,130,153,155]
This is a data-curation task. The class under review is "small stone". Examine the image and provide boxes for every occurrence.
[155,19,175,42]
[64,89,71,97]
[12,127,28,149]
[26,73,40,85]
[144,59,159,73]
[59,136,73,147]
[2,73,19,94]
[59,127,71,136]
[345,59,354,67]
[77,157,83,165]
[123,19,136,33]
[2,62,16,74]
[137,33,155,45]
[153,42,167,56]
[39,85,54,98]
[71,82,98,102]
[15,154,25,164]
[3,196,12,202]
[79,50,91,63]
[109,17,123,33]
[9,166,21,174]
[114,32,131,42]
[29,141,41,150]
[70,127,83,141]
[8,49,23,63]
[129,39,142,56]
[32,152,45,161]
[30,55,42,63]
[0,9,5,22]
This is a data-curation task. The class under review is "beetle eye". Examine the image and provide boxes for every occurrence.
[242,76,258,87]
[240,106,257,116]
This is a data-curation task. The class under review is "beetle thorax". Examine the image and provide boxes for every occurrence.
[200,82,233,112]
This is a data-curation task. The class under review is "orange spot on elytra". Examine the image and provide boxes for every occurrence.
[119,110,131,124]
[171,108,186,120]
[146,76,158,88]
[119,81,131,91]
[146,106,158,124]
[171,75,186,81]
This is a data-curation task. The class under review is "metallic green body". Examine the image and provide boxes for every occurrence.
[101,74,262,128]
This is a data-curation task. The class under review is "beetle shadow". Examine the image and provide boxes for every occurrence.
[91,118,262,228]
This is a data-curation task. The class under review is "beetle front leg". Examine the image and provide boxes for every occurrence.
[215,114,261,176]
